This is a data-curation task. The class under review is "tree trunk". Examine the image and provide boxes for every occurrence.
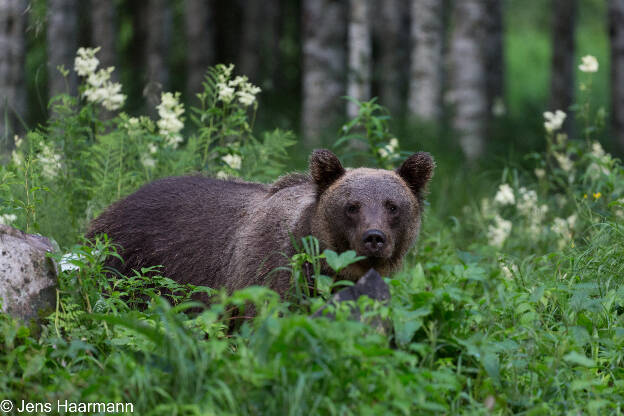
[610,0,624,151]
[447,0,488,160]
[347,0,372,118]
[47,0,79,98]
[550,0,576,113]
[0,0,27,147]
[185,0,215,101]
[142,0,171,110]
[90,0,116,71]
[301,0,347,146]
[239,0,280,91]
[408,0,445,121]
[374,0,409,116]
[485,0,504,116]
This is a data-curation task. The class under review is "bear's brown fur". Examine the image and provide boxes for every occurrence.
[87,149,434,296]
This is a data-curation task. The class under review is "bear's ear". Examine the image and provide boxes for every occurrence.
[309,149,346,194]
[396,152,435,199]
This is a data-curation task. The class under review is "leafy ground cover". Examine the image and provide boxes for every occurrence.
[0,50,623,415]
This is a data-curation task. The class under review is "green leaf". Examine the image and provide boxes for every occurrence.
[323,249,365,273]
[563,351,596,367]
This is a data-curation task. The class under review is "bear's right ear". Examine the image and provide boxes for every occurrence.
[396,152,435,200]
[309,149,346,195]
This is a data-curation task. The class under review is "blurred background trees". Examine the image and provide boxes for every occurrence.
[0,0,620,161]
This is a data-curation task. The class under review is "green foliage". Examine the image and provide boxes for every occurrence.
[2,51,624,415]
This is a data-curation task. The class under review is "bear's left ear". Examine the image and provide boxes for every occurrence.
[309,149,346,195]
[396,152,435,199]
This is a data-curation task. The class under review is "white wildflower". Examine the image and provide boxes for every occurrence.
[543,110,567,132]
[237,91,256,106]
[74,47,100,76]
[517,187,538,216]
[551,215,576,248]
[38,143,62,179]
[100,82,125,111]
[59,253,81,272]
[217,82,235,103]
[11,150,22,166]
[499,261,518,280]
[237,81,261,107]
[488,215,512,248]
[148,143,158,154]
[141,154,156,169]
[216,170,228,179]
[554,152,573,172]
[0,213,17,225]
[579,55,599,73]
[378,138,399,159]
[156,92,185,149]
[534,168,545,179]
[591,141,605,158]
[494,184,515,206]
[222,154,242,170]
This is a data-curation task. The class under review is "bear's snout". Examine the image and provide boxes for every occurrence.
[362,229,387,257]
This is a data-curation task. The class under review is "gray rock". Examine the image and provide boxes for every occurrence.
[313,268,392,332]
[0,225,57,322]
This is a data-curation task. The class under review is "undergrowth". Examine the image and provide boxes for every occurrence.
[0,49,623,415]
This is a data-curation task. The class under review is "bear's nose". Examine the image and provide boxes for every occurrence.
[362,229,386,255]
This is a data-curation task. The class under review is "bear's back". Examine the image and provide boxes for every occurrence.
[88,175,270,288]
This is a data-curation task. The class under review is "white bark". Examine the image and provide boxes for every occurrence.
[47,0,79,98]
[0,0,27,145]
[609,0,624,151]
[302,0,347,146]
[347,0,372,118]
[447,0,488,160]
[185,0,215,100]
[408,0,444,121]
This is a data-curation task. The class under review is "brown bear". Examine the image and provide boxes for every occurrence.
[87,149,434,297]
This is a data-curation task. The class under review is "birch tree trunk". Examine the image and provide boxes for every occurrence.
[609,0,624,151]
[47,0,79,98]
[240,0,280,90]
[448,0,488,160]
[347,0,372,118]
[374,0,408,116]
[550,0,576,113]
[0,0,27,146]
[408,0,444,121]
[90,0,116,71]
[302,0,347,146]
[185,0,215,100]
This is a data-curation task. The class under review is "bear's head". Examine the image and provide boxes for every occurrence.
[309,149,435,279]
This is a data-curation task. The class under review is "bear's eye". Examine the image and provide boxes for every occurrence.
[386,202,398,214]
[346,204,360,215]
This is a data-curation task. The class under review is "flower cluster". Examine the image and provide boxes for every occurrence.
[488,215,512,248]
[543,110,566,133]
[494,184,515,206]
[156,92,185,148]
[579,55,599,73]
[74,47,126,111]
[551,214,577,249]
[215,64,261,106]
[38,143,63,179]
[378,138,399,160]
